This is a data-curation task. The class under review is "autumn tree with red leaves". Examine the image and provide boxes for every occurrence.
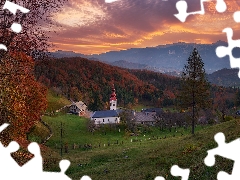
[0,53,47,144]
[0,0,67,58]
[0,0,67,145]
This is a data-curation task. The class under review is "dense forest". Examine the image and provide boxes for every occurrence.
[128,69,180,106]
[35,57,165,110]
[207,68,240,87]
[34,57,238,112]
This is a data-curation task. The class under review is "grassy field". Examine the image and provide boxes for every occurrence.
[42,114,209,149]
[46,90,70,112]
[40,113,240,180]
[131,104,153,111]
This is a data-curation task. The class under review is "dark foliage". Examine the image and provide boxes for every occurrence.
[177,48,211,134]
[34,57,163,109]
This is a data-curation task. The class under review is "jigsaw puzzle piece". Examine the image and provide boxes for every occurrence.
[217,171,232,180]
[216,45,228,58]
[215,0,227,13]
[205,132,240,164]
[0,123,9,132]
[174,0,226,22]
[205,132,240,179]
[0,123,22,178]
[233,11,240,23]
[42,160,71,180]
[217,170,240,180]
[174,0,209,22]
[171,165,190,180]
[154,165,189,180]
[174,0,188,22]
[204,132,225,167]
[204,151,216,167]
[21,142,43,173]
[216,28,240,78]
[154,176,165,180]
[80,175,92,180]
[0,141,22,179]
[1,141,20,167]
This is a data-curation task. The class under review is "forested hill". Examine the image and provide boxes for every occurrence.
[207,68,240,87]
[35,57,178,109]
[128,69,180,91]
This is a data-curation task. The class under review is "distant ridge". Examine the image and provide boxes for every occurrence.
[49,50,85,58]
[50,41,232,73]
[207,68,240,87]
[108,60,148,70]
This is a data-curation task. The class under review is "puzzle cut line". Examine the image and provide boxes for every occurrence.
[0,123,91,180]
[204,132,240,180]
[174,0,227,22]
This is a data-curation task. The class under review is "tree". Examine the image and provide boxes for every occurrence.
[214,87,228,122]
[88,92,104,111]
[0,52,47,145]
[177,48,211,134]
[0,0,67,145]
[119,110,137,134]
[0,0,67,59]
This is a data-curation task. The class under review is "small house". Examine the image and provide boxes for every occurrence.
[69,101,87,116]
[134,108,162,126]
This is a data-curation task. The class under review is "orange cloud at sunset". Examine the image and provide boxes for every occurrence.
[50,0,240,55]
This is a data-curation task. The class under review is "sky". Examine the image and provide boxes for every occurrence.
[49,0,240,55]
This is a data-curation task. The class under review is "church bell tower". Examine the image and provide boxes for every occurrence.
[110,84,117,110]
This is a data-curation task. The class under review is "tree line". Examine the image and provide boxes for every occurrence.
[34,57,164,110]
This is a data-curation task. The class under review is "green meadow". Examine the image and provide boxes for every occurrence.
[46,90,71,112]
[36,113,240,180]
[29,91,239,179]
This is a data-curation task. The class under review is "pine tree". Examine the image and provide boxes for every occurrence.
[177,48,211,134]
[88,92,104,111]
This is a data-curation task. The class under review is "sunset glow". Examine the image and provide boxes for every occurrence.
[50,0,240,54]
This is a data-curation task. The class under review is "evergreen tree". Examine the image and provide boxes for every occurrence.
[88,92,104,111]
[177,48,211,134]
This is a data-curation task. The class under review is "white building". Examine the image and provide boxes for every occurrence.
[91,110,120,124]
[91,85,120,125]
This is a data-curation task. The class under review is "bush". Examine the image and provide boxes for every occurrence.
[224,116,233,122]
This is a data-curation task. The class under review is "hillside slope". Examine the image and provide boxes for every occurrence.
[42,113,240,180]
[207,68,240,87]
[46,89,71,112]
[35,57,169,108]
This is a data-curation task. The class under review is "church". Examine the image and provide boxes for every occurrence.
[90,85,120,125]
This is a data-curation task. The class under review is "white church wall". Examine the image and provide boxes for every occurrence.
[92,116,120,125]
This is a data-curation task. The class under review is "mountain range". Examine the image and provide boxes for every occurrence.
[50,41,233,74]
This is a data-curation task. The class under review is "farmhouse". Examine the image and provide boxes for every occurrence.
[134,108,162,126]
[69,101,87,116]
[91,85,120,125]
